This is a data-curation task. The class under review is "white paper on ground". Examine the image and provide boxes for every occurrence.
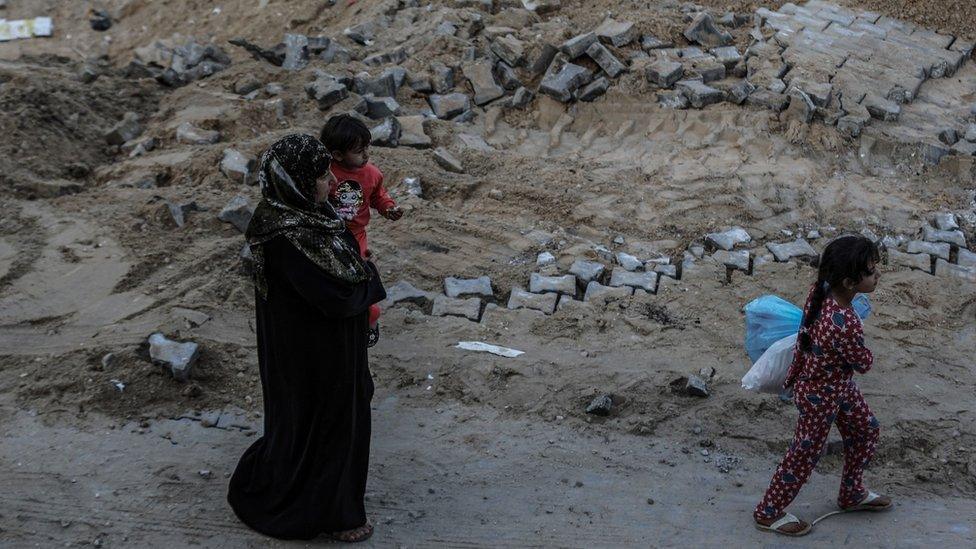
[0,17,54,41]
[455,341,525,358]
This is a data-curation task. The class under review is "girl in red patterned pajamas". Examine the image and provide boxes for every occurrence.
[754,235,892,536]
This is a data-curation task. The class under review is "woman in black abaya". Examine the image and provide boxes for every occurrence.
[228,134,385,542]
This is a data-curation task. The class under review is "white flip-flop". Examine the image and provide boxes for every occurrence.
[840,490,892,512]
[755,512,812,536]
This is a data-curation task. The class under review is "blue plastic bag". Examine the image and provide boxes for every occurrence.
[744,293,872,363]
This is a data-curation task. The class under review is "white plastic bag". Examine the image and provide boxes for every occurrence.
[741,333,797,394]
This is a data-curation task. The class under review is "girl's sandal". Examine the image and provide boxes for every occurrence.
[331,522,374,543]
[367,325,380,348]
[840,490,892,512]
[755,513,812,537]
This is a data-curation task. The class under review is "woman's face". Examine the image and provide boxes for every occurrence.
[313,171,336,204]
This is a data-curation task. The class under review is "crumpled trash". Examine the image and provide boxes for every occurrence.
[455,341,524,358]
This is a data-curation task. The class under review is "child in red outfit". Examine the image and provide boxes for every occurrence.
[754,235,892,537]
[320,115,404,346]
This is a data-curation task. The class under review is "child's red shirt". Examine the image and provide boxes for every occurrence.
[785,287,874,388]
[328,162,396,253]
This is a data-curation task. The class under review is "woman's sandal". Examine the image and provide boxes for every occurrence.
[840,490,892,512]
[331,522,374,543]
[755,513,812,536]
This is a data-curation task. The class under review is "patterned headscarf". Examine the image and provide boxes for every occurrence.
[245,134,370,299]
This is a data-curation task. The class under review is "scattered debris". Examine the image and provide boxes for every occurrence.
[455,341,524,358]
[148,333,199,382]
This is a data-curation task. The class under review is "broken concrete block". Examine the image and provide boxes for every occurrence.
[676,79,724,108]
[381,280,431,308]
[721,79,755,105]
[608,270,658,292]
[586,42,627,78]
[907,240,950,260]
[539,54,591,102]
[528,44,560,76]
[433,147,464,173]
[431,295,482,321]
[148,333,199,382]
[888,249,931,272]
[705,227,751,250]
[430,62,455,94]
[938,128,959,146]
[616,252,643,272]
[951,140,976,157]
[560,32,598,59]
[569,259,606,284]
[645,60,683,88]
[785,90,816,124]
[105,112,143,146]
[363,47,408,67]
[353,72,397,98]
[370,117,402,147]
[507,287,558,315]
[537,251,556,267]
[398,116,431,149]
[789,80,832,108]
[494,62,522,90]
[595,19,637,47]
[510,86,534,109]
[710,46,741,68]
[218,195,254,233]
[577,77,609,101]
[864,94,900,121]
[462,61,505,105]
[767,238,818,262]
[491,34,526,67]
[934,259,976,283]
[429,93,471,119]
[407,73,433,93]
[923,225,967,247]
[176,122,220,145]
[445,276,493,298]
[583,281,633,303]
[684,374,709,397]
[712,250,750,271]
[684,12,733,48]
[220,149,257,184]
[746,89,789,112]
[343,22,376,45]
[641,34,673,51]
[305,77,349,110]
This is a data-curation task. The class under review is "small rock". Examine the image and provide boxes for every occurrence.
[401,177,423,197]
[148,333,199,382]
[305,77,349,110]
[569,259,605,284]
[176,122,220,145]
[234,76,263,95]
[585,394,613,416]
[365,96,401,119]
[509,87,535,109]
[537,251,556,267]
[344,22,376,45]
[709,46,741,68]
[433,148,464,173]
[494,62,522,91]
[684,374,709,397]
[370,117,402,148]
[723,80,755,105]
[398,116,432,149]
[684,12,732,48]
[220,149,257,184]
[616,252,643,271]
[90,9,112,31]
[218,195,254,233]
[746,89,790,112]
[105,112,143,146]
[444,276,493,298]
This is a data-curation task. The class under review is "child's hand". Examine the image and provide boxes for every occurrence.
[382,206,404,221]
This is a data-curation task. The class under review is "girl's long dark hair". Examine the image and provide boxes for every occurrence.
[798,235,880,353]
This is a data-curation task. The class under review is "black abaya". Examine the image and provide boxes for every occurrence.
[228,233,385,540]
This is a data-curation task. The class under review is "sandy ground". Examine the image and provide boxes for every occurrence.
[2,0,976,547]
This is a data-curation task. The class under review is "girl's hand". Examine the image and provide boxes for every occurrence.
[382,206,403,221]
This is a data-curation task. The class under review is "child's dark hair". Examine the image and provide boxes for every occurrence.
[798,235,880,353]
[319,114,371,154]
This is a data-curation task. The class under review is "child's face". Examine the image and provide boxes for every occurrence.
[851,261,880,293]
[333,145,369,168]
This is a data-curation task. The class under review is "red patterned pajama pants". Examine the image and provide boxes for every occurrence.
[754,378,880,520]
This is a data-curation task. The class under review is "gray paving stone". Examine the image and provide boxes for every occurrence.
[577,77,609,101]
[641,34,673,51]
[432,295,481,321]
[507,287,558,315]
[746,89,789,111]
[934,259,976,283]
[539,54,591,102]
[907,240,950,260]
[490,34,526,67]
[712,250,750,271]
[218,195,253,233]
[864,94,900,121]
[888,249,931,272]
[595,19,638,47]
[429,93,471,119]
[433,147,464,173]
[560,32,598,59]
[529,273,577,295]
[608,270,658,292]
[645,60,683,88]
[586,42,627,78]
[958,249,976,268]
[710,46,741,68]
[569,259,606,284]
[616,252,643,272]
[705,227,751,250]
[583,281,634,303]
[381,280,432,308]
[657,90,689,109]
[934,213,960,231]
[923,226,966,247]
[444,276,493,298]
[767,238,818,262]
[462,61,505,106]
[676,79,724,108]
[684,12,733,47]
